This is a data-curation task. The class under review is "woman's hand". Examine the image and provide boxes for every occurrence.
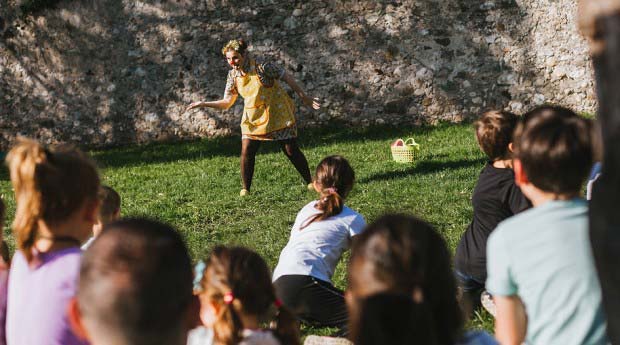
[302,96,321,110]
[185,101,204,112]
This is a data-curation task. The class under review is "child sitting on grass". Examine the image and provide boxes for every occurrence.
[69,218,197,345]
[487,105,608,345]
[272,155,365,335]
[191,246,300,345]
[6,139,100,345]
[454,110,530,316]
[82,185,121,250]
[347,214,497,345]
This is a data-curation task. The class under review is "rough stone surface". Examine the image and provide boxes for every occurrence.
[0,0,596,149]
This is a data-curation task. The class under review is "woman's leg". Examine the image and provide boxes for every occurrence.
[279,138,312,184]
[241,139,261,191]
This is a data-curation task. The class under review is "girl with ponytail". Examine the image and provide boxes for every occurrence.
[5,139,100,345]
[189,246,300,345]
[272,155,365,334]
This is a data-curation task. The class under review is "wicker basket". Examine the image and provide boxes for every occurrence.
[390,138,420,163]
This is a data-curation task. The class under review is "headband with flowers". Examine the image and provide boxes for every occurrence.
[221,39,244,56]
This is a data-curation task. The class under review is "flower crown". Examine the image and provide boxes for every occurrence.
[222,39,243,55]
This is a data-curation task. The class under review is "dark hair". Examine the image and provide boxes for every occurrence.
[354,293,438,345]
[514,105,593,195]
[302,155,355,229]
[221,39,248,56]
[77,218,194,345]
[474,110,519,160]
[6,139,100,262]
[348,214,463,345]
[99,185,121,223]
[200,246,300,345]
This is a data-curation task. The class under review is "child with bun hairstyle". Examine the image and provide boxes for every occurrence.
[5,139,100,345]
[272,155,366,334]
[191,246,300,345]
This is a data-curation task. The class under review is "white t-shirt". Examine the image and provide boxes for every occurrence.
[186,327,279,345]
[272,201,366,283]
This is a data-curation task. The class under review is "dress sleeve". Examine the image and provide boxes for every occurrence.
[224,70,237,98]
[259,60,285,80]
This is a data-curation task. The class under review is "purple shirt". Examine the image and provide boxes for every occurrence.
[6,248,88,345]
[0,265,8,345]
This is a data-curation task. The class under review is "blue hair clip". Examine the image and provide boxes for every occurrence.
[193,260,206,293]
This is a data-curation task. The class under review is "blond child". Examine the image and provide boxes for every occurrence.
[5,139,100,345]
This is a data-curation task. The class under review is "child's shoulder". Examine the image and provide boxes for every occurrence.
[240,329,280,345]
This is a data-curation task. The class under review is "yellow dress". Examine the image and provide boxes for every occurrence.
[226,58,298,140]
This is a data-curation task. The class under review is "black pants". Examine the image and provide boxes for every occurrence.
[273,275,348,335]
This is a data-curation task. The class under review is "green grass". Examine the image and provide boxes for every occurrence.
[0,122,494,333]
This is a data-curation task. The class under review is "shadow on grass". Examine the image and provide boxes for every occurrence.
[87,122,468,170]
[358,157,485,183]
[0,122,472,177]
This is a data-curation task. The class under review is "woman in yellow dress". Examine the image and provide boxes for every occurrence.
[186,39,320,196]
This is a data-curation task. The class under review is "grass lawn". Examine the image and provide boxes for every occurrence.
[0,122,494,333]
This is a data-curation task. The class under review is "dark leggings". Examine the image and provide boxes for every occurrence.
[241,138,312,190]
[273,275,348,335]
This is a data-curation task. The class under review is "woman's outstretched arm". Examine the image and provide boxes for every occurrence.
[185,94,238,112]
[281,72,321,110]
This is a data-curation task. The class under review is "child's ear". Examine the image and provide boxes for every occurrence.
[82,198,100,224]
[513,159,529,186]
[112,208,121,221]
[312,181,321,193]
[508,142,514,153]
[67,298,90,341]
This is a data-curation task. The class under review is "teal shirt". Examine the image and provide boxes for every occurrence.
[486,199,608,345]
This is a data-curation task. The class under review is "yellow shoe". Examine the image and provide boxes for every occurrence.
[240,189,249,196]
[307,183,314,191]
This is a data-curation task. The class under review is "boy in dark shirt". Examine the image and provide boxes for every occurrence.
[454,110,531,316]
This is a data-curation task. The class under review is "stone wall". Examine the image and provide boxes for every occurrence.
[0,0,596,150]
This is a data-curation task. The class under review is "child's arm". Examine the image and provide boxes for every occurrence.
[494,295,527,345]
[507,182,531,214]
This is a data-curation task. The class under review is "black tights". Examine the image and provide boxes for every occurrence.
[240,138,312,191]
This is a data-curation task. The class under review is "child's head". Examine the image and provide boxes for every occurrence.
[71,218,195,345]
[514,105,593,197]
[99,186,121,224]
[353,293,437,345]
[305,155,355,228]
[6,139,100,261]
[347,214,462,345]
[198,246,299,345]
[474,110,519,161]
[92,186,121,237]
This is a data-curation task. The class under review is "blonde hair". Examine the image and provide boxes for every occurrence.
[6,139,100,261]
[221,39,248,56]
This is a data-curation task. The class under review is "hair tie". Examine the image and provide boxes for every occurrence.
[323,187,337,195]
[274,298,283,308]
[223,292,234,305]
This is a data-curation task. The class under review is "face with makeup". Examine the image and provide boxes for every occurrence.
[225,50,244,70]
